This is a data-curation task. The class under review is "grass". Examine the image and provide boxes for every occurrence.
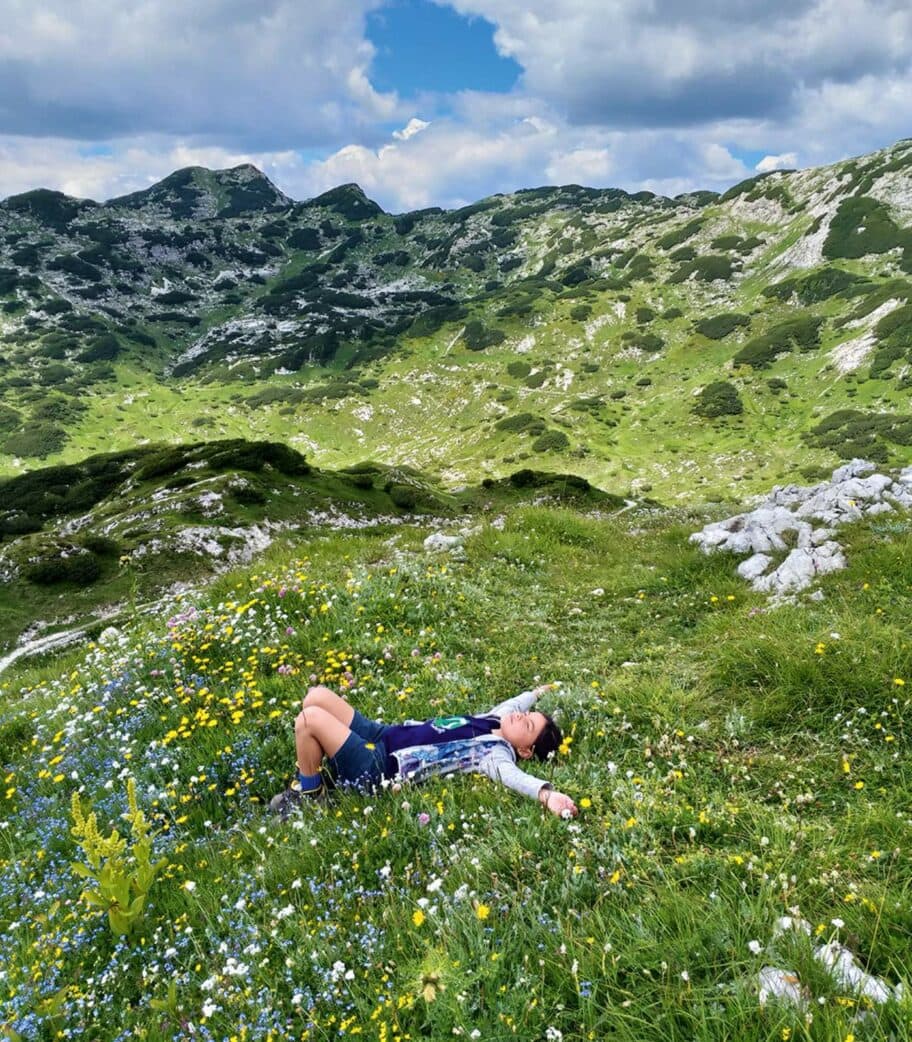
[1,504,910,1040]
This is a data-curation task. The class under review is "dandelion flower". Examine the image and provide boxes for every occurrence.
[476,904,490,921]
[412,909,426,927]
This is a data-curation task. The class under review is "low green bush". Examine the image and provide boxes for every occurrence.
[462,320,507,351]
[387,484,417,510]
[25,552,102,585]
[733,315,824,368]
[657,219,702,250]
[668,255,735,284]
[804,408,912,461]
[693,381,744,418]
[495,413,546,435]
[506,361,532,379]
[694,313,750,340]
[532,430,570,453]
[2,424,67,457]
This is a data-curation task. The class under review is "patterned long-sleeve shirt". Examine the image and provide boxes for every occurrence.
[386,690,551,801]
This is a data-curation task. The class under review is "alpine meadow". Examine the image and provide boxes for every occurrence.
[1,137,911,1041]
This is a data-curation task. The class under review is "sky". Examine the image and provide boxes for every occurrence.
[1,0,911,212]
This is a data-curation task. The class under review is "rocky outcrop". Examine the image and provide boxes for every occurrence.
[691,460,912,597]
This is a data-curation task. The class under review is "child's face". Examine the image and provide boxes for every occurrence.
[499,710,548,759]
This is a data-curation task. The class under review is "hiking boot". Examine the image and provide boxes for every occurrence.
[268,780,326,820]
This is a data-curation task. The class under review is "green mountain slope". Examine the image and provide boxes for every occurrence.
[2,141,912,498]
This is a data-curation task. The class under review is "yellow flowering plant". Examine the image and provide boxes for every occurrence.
[69,776,167,938]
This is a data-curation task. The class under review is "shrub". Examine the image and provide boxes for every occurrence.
[823,196,906,260]
[25,552,102,585]
[524,371,548,389]
[230,485,267,506]
[694,313,750,340]
[154,289,197,305]
[804,409,912,461]
[710,235,743,250]
[408,305,469,339]
[81,535,121,556]
[77,333,122,363]
[507,361,532,379]
[693,381,744,418]
[657,219,702,251]
[733,315,824,369]
[38,363,75,385]
[387,484,417,510]
[47,254,104,282]
[2,424,67,457]
[668,255,735,284]
[532,430,570,453]
[32,397,86,424]
[636,307,655,324]
[462,320,507,351]
[495,413,546,435]
[0,403,21,432]
[767,378,788,392]
[0,513,43,535]
[570,304,592,321]
[662,307,683,320]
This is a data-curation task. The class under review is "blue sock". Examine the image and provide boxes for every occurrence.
[296,770,323,795]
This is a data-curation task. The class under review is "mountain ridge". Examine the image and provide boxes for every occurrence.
[2,136,912,502]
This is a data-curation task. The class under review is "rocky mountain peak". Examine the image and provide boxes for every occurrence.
[108,164,289,219]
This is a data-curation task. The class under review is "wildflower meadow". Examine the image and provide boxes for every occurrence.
[1,505,910,1041]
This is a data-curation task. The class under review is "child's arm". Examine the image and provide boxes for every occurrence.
[481,748,577,817]
[487,682,561,717]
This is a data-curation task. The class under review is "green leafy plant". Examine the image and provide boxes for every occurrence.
[69,777,167,938]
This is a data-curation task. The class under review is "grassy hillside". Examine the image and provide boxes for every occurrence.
[2,143,912,500]
[1,503,910,1040]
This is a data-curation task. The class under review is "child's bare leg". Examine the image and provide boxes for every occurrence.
[294,705,352,774]
[302,685,356,727]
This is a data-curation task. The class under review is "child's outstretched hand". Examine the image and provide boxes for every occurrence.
[531,681,562,698]
[541,789,578,818]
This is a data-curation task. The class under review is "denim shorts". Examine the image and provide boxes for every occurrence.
[328,711,390,792]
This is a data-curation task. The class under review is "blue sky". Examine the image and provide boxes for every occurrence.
[367,0,520,97]
[0,0,911,209]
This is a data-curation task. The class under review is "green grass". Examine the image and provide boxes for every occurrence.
[1,505,910,1040]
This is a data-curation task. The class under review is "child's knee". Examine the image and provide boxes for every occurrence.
[303,685,334,707]
[295,705,329,735]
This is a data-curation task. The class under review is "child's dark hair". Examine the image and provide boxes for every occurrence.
[532,714,562,762]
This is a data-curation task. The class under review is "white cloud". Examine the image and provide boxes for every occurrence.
[393,118,431,141]
[441,0,912,127]
[0,0,398,147]
[756,152,799,172]
[545,148,613,185]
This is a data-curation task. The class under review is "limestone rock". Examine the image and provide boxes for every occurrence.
[690,459,911,599]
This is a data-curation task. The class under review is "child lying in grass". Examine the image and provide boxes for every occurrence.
[269,683,578,819]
